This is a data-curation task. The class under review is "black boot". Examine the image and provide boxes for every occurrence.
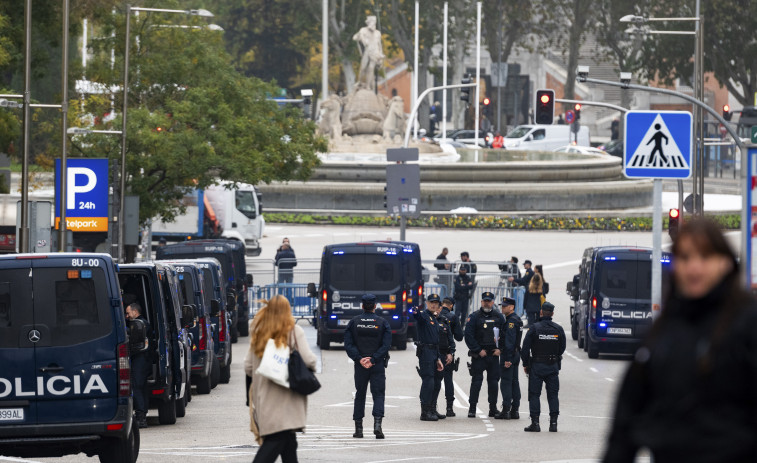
[488,405,499,417]
[494,406,511,420]
[135,411,147,429]
[549,414,558,432]
[374,417,384,439]
[446,400,456,417]
[353,420,363,438]
[420,404,438,422]
[509,407,520,420]
[467,405,477,418]
[524,416,540,432]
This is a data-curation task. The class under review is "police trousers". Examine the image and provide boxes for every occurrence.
[469,354,500,408]
[499,354,521,411]
[456,298,470,327]
[353,362,386,420]
[418,348,438,405]
[131,354,151,414]
[528,362,559,417]
[433,354,455,404]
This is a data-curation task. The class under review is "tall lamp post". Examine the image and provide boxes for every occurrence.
[621,9,703,216]
[119,6,214,262]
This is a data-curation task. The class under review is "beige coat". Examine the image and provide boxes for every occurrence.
[244,324,317,437]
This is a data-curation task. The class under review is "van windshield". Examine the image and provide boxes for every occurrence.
[506,126,531,138]
[329,254,400,292]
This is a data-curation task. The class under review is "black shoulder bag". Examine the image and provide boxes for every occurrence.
[288,329,321,395]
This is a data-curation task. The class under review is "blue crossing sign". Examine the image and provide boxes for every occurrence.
[624,111,692,179]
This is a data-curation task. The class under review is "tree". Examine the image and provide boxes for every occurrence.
[556,0,595,101]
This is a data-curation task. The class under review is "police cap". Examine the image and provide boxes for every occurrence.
[442,296,455,305]
[541,301,555,313]
[362,294,377,305]
[427,294,441,303]
[501,296,516,307]
[481,291,495,301]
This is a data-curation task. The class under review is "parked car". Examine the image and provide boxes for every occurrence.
[553,145,609,156]
[598,139,624,158]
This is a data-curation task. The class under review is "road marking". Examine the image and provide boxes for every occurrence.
[566,414,612,420]
[0,458,45,463]
[565,352,583,362]
[605,377,615,382]
[542,259,582,270]
[367,458,442,463]
[590,367,599,373]
[304,233,324,237]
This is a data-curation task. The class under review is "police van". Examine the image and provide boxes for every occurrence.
[376,241,424,340]
[311,242,410,350]
[575,246,672,359]
[0,253,142,462]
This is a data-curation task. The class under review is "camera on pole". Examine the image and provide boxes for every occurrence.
[460,74,472,103]
[535,89,555,124]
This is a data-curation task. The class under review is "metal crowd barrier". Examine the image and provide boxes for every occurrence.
[249,283,317,320]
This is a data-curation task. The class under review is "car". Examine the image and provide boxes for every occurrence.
[450,129,494,148]
[0,253,143,462]
[118,263,195,424]
[574,246,671,359]
[598,139,623,158]
[553,145,609,156]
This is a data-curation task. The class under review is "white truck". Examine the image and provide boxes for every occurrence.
[152,182,265,256]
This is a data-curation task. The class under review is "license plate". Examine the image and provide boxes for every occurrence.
[0,408,24,422]
[607,327,632,335]
[337,319,350,326]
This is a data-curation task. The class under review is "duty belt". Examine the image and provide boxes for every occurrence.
[532,355,562,363]
[415,342,439,348]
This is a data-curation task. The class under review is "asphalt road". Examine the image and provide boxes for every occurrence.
[7,224,673,463]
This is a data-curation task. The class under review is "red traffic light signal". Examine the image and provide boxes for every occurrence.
[574,103,582,111]
[483,97,491,106]
[668,208,680,240]
[669,208,680,219]
[535,89,555,124]
[540,94,551,104]
[723,104,732,122]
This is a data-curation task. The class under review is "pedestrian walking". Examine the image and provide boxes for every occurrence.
[534,265,549,295]
[603,219,757,462]
[523,273,545,327]
[439,297,464,416]
[343,294,392,439]
[521,302,566,433]
[492,132,504,149]
[429,294,456,419]
[464,291,506,418]
[245,295,317,462]
[429,101,440,135]
[413,294,445,421]
[125,301,152,429]
[495,296,523,420]
[454,266,474,326]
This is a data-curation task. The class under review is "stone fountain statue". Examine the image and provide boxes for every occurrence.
[352,15,384,92]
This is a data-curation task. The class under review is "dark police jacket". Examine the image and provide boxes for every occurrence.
[502,312,524,363]
[437,314,455,355]
[131,315,154,361]
[521,316,566,367]
[453,274,473,301]
[414,309,444,360]
[512,268,534,288]
[464,308,506,354]
[440,307,464,342]
[344,311,392,366]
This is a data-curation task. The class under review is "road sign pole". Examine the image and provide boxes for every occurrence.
[400,215,406,241]
[652,179,662,317]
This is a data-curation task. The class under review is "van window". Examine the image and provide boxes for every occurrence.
[329,254,400,292]
[34,267,112,346]
[0,270,33,348]
[200,268,215,307]
[235,190,257,219]
[177,271,196,308]
[506,126,530,139]
[599,260,637,299]
[532,129,546,140]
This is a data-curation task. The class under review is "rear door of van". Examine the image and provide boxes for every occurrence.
[32,256,119,424]
[594,251,652,338]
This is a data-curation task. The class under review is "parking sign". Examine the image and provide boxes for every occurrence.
[55,158,109,232]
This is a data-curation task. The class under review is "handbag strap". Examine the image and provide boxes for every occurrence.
[289,327,299,352]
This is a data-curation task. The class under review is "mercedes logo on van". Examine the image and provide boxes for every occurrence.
[28,329,41,343]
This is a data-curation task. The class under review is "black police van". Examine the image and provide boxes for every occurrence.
[118,263,195,424]
[157,239,253,339]
[0,253,142,462]
[376,241,424,340]
[574,246,671,359]
[311,242,409,350]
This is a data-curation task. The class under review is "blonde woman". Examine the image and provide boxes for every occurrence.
[245,295,317,463]
[523,273,544,327]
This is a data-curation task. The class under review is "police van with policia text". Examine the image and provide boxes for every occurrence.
[0,253,143,462]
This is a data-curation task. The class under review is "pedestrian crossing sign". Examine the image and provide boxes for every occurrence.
[624,111,692,179]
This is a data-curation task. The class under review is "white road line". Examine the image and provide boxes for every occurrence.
[0,458,45,463]
[367,458,442,463]
[451,379,472,409]
[605,377,615,382]
[565,352,583,362]
[304,233,324,237]
[590,367,599,373]
[542,259,582,270]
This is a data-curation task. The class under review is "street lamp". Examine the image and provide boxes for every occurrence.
[119,5,214,263]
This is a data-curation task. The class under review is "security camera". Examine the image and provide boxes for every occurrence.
[620,72,633,88]
[300,89,314,97]
[577,66,590,82]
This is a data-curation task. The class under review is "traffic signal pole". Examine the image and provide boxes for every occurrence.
[403,82,478,148]
[652,179,662,317]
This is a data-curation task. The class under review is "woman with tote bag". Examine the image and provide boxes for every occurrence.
[244,295,317,463]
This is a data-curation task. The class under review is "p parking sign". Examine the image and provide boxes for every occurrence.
[55,158,109,231]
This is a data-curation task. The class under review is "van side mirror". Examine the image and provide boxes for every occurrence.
[246,274,253,286]
[210,299,221,317]
[227,294,236,309]
[256,193,263,215]
[307,282,317,298]
[181,305,197,328]
[580,289,588,301]
[526,135,533,141]
[127,318,149,353]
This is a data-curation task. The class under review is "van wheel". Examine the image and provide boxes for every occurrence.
[158,395,177,425]
[196,374,212,394]
[176,391,187,418]
[185,376,192,402]
[394,335,407,351]
[316,331,321,347]
[238,320,249,337]
[99,419,139,463]
[587,335,600,359]
[321,334,331,350]
[231,325,239,343]
[577,329,585,349]
[571,317,578,341]
[220,363,232,384]
[210,359,221,389]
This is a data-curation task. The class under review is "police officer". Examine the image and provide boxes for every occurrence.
[495,296,523,420]
[454,266,474,326]
[439,297,464,416]
[520,302,566,432]
[125,301,152,428]
[414,294,445,421]
[429,294,455,419]
[464,291,506,418]
[344,294,392,439]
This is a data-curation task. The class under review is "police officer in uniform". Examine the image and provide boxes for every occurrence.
[520,302,566,432]
[428,294,455,419]
[414,295,445,421]
[344,294,392,439]
[464,292,506,418]
[495,296,523,420]
[125,301,152,428]
[439,297,464,416]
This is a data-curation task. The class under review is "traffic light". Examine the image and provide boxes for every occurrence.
[668,208,680,240]
[482,97,491,116]
[574,103,582,121]
[723,104,732,122]
[383,186,388,210]
[482,97,491,106]
[535,89,555,124]
[460,74,472,103]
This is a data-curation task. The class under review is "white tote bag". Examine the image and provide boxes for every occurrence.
[255,338,290,388]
